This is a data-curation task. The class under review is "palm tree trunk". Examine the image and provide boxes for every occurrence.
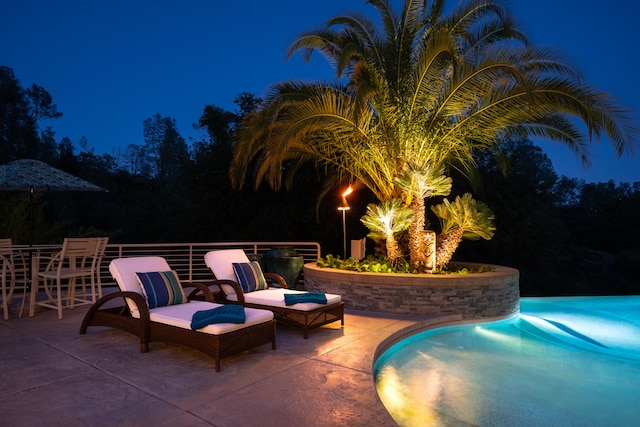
[408,197,425,270]
[386,235,403,268]
[435,227,464,269]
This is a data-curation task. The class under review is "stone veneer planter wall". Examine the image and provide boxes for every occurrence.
[304,263,520,320]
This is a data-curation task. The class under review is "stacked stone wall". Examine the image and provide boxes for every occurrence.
[304,263,520,319]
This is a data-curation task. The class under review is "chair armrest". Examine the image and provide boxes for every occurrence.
[36,255,61,265]
[36,254,63,271]
[79,291,151,346]
[264,272,288,289]
[208,279,245,305]
[89,290,149,316]
[182,282,216,302]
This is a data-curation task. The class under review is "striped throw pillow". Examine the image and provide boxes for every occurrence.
[136,270,187,309]
[232,261,267,293]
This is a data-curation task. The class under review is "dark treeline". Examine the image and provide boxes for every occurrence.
[1,66,638,296]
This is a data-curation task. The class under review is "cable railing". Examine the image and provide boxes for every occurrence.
[100,241,321,288]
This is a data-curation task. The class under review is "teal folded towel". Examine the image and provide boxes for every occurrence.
[190,305,246,330]
[284,292,327,306]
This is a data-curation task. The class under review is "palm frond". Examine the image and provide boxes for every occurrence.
[360,198,414,240]
[230,0,638,254]
[431,193,495,239]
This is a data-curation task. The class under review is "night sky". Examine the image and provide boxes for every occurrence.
[2,0,638,183]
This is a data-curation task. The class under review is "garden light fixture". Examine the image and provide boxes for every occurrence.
[338,186,353,259]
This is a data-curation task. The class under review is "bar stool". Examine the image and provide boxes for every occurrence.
[0,239,29,320]
[30,237,100,319]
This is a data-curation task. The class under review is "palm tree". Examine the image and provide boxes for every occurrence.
[394,163,452,269]
[431,193,496,268]
[360,199,413,266]
[230,0,637,270]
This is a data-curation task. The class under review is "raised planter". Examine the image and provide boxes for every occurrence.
[303,262,520,320]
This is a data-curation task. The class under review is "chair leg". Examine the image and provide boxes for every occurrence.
[28,278,37,318]
[68,278,76,310]
[89,276,96,303]
[1,264,8,321]
[93,276,98,302]
[18,289,28,318]
[77,276,90,302]
[1,262,19,320]
[43,277,55,300]
[97,273,103,299]
[56,278,64,320]
[72,276,97,305]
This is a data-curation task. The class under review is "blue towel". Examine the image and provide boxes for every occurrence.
[190,305,246,330]
[284,292,327,306]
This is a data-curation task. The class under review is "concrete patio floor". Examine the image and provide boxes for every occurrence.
[0,295,459,426]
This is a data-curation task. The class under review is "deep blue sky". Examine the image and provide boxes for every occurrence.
[2,0,638,183]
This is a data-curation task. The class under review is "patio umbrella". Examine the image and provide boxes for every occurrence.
[0,159,105,192]
[0,159,106,245]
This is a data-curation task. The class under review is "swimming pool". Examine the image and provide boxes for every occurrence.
[374,296,640,426]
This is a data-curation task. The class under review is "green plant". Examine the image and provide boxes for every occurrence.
[431,193,496,268]
[359,199,413,267]
[231,0,637,273]
[317,254,411,273]
[317,254,493,275]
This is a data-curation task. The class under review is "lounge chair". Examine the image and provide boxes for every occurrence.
[80,256,276,371]
[204,249,344,339]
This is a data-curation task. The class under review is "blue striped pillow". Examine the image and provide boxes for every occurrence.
[136,270,187,309]
[232,261,267,293]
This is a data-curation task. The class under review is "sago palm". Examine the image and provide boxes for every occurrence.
[395,163,452,269]
[431,193,496,268]
[230,0,637,267]
[360,199,414,267]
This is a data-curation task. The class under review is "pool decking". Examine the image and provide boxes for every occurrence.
[0,294,458,426]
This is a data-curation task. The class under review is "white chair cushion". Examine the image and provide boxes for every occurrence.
[205,249,252,298]
[109,257,174,318]
[150,301,274,335]
[235,288,341,312]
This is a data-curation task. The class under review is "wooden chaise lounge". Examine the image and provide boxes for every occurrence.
[80,256,276,371]
[204,249,344,339]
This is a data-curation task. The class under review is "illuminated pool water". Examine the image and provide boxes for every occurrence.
[374,296,640,426]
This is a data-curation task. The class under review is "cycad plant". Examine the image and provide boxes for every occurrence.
[230,0,637,272]
[394,164,452,269]
[360,199,414,267]
[431,193,496,268]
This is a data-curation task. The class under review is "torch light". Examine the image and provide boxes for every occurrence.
[338,186,353,259]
